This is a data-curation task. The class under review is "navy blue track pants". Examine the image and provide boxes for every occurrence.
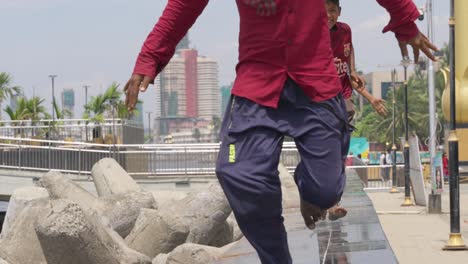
[216,79,350,264]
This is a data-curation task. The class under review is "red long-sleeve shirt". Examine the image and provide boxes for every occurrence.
[134,0,420,108]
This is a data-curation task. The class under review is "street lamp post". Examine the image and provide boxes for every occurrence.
[390,69,399,194]
[83,85,90,106]
[443,0,467,250]
[401,58,414,207]
[83,85,91,142]
[147,112,153,143]
[48,75,57,140]
[110,99,117,159]
[48,75,58,122]
[425,0,443,214]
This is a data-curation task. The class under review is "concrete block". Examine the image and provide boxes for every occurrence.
[39,171,98,207]
[181,183,232,244]
[428,193,442,214]
[100,191,157,237]
[207,221,233,247]
[35,199,151,264]
[125,209,189,258]
[226,213,243,242]
[0,199,50,264]
[39,171,156,237]
[151,191,187,207]
[278,163,300,207]
[91,158,142,196]
[1,187,49,238]
[278,163,297,189]
[165,243,222,264]
[152,254,168,264]
[126,183,231,258]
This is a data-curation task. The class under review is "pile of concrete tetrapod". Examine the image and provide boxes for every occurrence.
[0,158,256,264]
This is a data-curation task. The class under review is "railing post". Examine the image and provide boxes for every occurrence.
[78,146,82,176]
[184,146,188,176]
[18,143,22,170]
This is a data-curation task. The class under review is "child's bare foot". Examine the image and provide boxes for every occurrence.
[300,199,326,230]
[328,205,348,221]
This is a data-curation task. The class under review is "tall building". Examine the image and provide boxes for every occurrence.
[176,34,190,51]
[364,71,407,100]
[61,89,75,118]
[197,56,220,120]
[9,93,22,112]
[159,56,186,117]
[180,49,199,117]
[154,43,220,138]
[220,83,233,117]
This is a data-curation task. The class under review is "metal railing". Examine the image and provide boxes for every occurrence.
[0,137,299,177]
[0,136,404,190]
[0,119,143,144]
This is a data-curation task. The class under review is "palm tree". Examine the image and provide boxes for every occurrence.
[53,98,72,119]
[211,116,222,142]
[4,97,28,121]
[0,72,22,120]
[84,82,123,120]
[354,67,432,144]
[4,96,49,137]
[84,82,141,121]
[25,97,50,122]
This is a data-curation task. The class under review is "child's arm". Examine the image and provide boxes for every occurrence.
[349,48,388,117]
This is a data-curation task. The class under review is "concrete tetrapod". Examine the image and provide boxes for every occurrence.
[154,243,223,264]
[0,186,49,239]
[151,254,168,264]
[0,199,51,264]
[226,212,243,242]
[125,209,190,259]
[0,258,9,264]
[35,199,152,264]
[91,158,142,196]
[278,163,300,208]
[126,183,232,258]
[39,171,157,237]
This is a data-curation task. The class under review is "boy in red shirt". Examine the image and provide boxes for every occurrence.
[125,0,437,262]
[326,0,388,221]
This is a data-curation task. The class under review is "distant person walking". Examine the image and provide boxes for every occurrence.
[380,151,389,182]
[443,152,449,180]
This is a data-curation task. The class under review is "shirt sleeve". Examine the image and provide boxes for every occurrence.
[133,0,209,79]
[376,0,420,42]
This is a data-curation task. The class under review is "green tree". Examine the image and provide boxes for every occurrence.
[0,72,22,120]
[5,96,50,137]
[192,128,201,143]
[53,97,72,119]
[25,97,50,122]
[4,97,28,121]
[84,82,122,121]
[211,115,222,142]
[354,44,449,145]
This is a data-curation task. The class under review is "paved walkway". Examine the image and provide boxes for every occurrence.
[368,185,468,264]
[217,170,397,264]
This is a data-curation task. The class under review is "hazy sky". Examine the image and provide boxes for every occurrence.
[0,0,449,127]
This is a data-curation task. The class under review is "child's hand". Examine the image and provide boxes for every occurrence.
[350,72,366,91]
[371,98,388,117]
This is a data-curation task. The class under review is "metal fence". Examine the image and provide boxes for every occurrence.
[0,119,143,144]
[0,137,299,176]
[0,136,403,190]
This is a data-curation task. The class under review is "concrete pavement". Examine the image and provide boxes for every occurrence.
[367,185,468,264]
